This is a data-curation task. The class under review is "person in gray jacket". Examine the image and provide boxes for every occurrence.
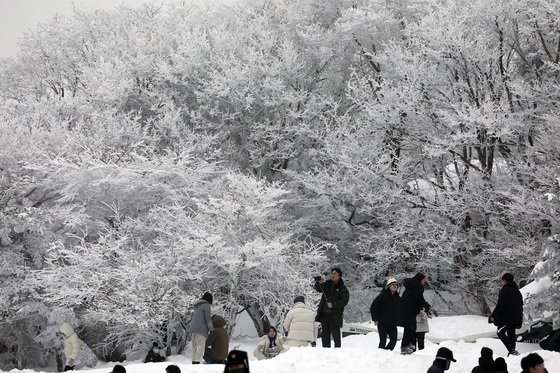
[190,292,213,364]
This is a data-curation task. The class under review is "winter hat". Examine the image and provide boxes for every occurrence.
[202,291,213,304]
[266,325,278,334]
[331,267,343,276]
[386,278,399,288]
[494,357,508,372]
[294,295,305,304]
[501,273,514,283]
[435,347,457,362]
[521,353,544,370]
[111,365,126,373]
[479,347,494,366]
[224,349,250,373]
[480,346,493,359]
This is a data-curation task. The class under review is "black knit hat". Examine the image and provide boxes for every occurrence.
[480,347,493,359]
[224,349,250,373]
[501,273,514,283]
[111,365,126,373]
[294,295,305,304]
[495,357,507,371]
[202,292,213,304]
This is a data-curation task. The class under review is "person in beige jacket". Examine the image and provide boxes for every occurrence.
[283,296,318,347]
[253,326,287,360]
[59,322,81,371]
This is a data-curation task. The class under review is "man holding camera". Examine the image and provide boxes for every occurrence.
[314,267,350,348]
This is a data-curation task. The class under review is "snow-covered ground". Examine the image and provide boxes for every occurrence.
[4,316,560,373]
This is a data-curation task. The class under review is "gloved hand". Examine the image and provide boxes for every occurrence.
[488,316,494,324]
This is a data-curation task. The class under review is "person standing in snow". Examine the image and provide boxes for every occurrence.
[314,267,350,348]
[59,322,81,371]
[396,272,431,354]
[427,347,456,373]
[190,291,214,364]
[471,347,495,373]
[253,325,287,360]
[414,307,430,350]
[369,277,400,350]
[489,272,523,356]
[204,314,229,364]
[283,295,317,347]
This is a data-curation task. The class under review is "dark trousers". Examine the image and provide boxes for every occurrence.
[401,327,416,348]
[497,324,517,352]
[377,324,397,350]
[203,348,225,364]
[414,332,426,350]
[320,314,341,348]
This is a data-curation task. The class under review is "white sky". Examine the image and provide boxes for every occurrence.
[0,0,149,58]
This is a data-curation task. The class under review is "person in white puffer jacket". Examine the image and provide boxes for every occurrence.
[283,296,318,347]
[59,322,81,371]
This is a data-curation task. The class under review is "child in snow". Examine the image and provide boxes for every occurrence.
[415,307,430,350]
[253,326,287,360]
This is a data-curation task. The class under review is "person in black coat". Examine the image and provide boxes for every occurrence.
[489,272,523,356]
[370,277,400,350]
[314,267,350,348]
[396,272,431,354]
[427,347,456,373]
[471,347,495,373]
[144,342,166,363]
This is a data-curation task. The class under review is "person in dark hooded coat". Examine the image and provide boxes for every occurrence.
[489,273,523,356]
[370,277,400,350]
[471,347,495,373]
[396,272,431,354]
[204,314,229,364]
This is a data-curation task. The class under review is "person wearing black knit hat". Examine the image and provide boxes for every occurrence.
[396,272,431,354]
[489,273,523,356]
[471,347,494,373]
[191,292,214,364]
[494,357,509,373]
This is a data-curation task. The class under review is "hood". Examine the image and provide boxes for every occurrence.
[212,315,226,328]
[193,299,209,309]
[59,322,75,338]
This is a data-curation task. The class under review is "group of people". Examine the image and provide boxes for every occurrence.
[190,291,230,364]
[57,268,547,373]
[429,346,549,373]
[369,271,525,358]
[370,273,433,354]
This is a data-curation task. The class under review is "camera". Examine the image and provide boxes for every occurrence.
[314,275,322,282]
